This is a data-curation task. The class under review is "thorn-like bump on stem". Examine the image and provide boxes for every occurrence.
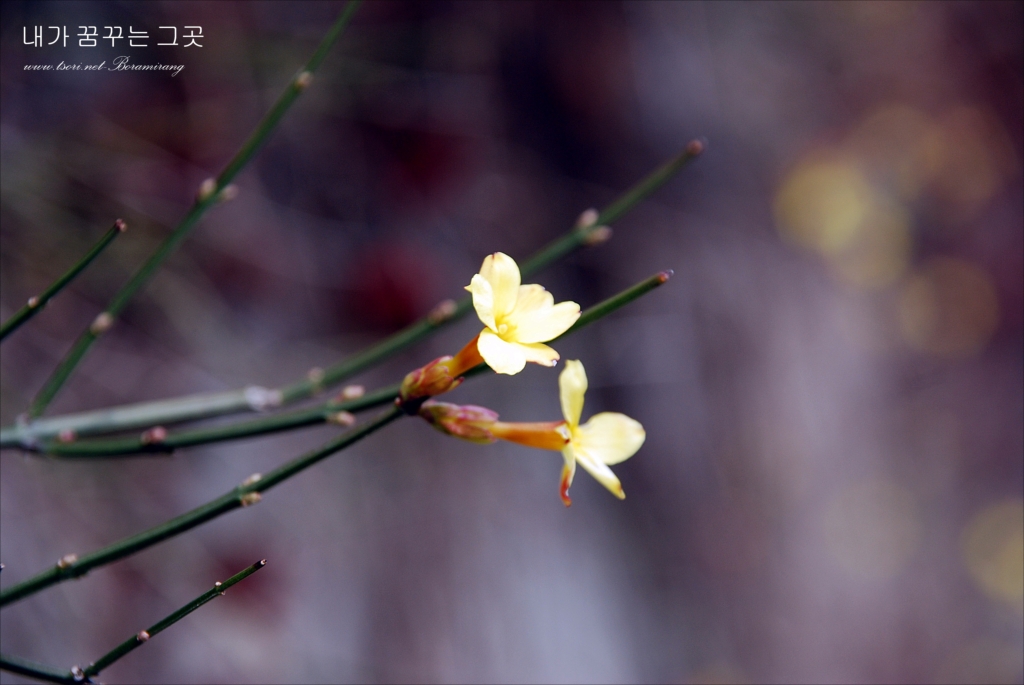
[295,70,313,91]
[89,312,114,335]
[428,299,458,324]
[686,138,705,156]
[341,385,364,400]
[244,386,282,411]
[241,473,262,487]
[58,429,77,444]
[136,630,150,643]
[583,226,612,246]
[114,218,128,233]
[328,410,356,426]
[57,554,78,570]
[576,208,599,228]
[240,492,262,507]
[217,184,238,202]
[140,426,167,445]
[197,178,217,202]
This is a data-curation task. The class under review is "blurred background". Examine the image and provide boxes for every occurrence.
[1,1,1021,683]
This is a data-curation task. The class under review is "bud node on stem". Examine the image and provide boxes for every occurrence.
[90,312,114,335]
[295,70,313,90]
[240,492,262,507]
[57,553,78,570]
[137,630,150,642]
[197,178,218,202]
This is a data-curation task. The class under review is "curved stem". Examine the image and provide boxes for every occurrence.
[25,1,363,418]
[0,406,401,608]
[0,219,126,343]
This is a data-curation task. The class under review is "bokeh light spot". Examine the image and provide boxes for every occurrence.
[822,479,920,580]
[828,199,911,289]
[930,106,1018,222]
[962,499,1024,604]
[846,104,944,200]
[898,257,1000,357]
[774,158,873,255]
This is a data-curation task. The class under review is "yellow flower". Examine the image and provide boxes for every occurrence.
[465,252,580,375]
[487,359,645,506]
[556,359,645,506]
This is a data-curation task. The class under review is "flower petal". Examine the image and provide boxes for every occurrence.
[559,359,587,427]
[479,252,520,322]
[560,446,578,507]
[574,412,645,465]
[511,300,581,344]
[465,274,497,331]
[477,329,527,375]
[518,342,559,367]
[510,284,553,317]
[572,445,626,500]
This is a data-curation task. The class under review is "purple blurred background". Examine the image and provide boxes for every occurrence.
[1,2,1021,683]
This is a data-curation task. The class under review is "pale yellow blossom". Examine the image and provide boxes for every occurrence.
[465,252,580,375]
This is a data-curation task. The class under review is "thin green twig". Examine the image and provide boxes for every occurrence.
[81,560,266,679]
[3,139,702,443]
[0,270,672,603]
[25,1,363,419]
[27,271,671,457]
[0,219,126,343]
[0,406,402,608]
[0,654,74,684]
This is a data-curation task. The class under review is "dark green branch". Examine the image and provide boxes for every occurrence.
[0,220,126,343]
[25,1,363,418]
[4,137,702,441]
[82,560,266,678]
[32,271,672,457]
[0,654,74,684]
[0,406,401,608]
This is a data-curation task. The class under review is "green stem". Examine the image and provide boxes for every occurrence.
[25,1,363,419]
[0,220,126,343]
[0,406,401,608]
[82,560,266,678]
[0,654,74,684]
[5,138,702,440]
[28,271,671,457]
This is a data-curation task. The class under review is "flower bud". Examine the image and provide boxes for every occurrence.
[399,356,463,404]
[419,401,498,444]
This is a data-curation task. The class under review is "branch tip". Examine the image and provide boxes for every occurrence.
[686,138,705,156]
[114,218,127,233]
[657,270,673,283]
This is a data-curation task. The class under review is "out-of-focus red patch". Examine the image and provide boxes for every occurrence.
[346,243,438,333]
